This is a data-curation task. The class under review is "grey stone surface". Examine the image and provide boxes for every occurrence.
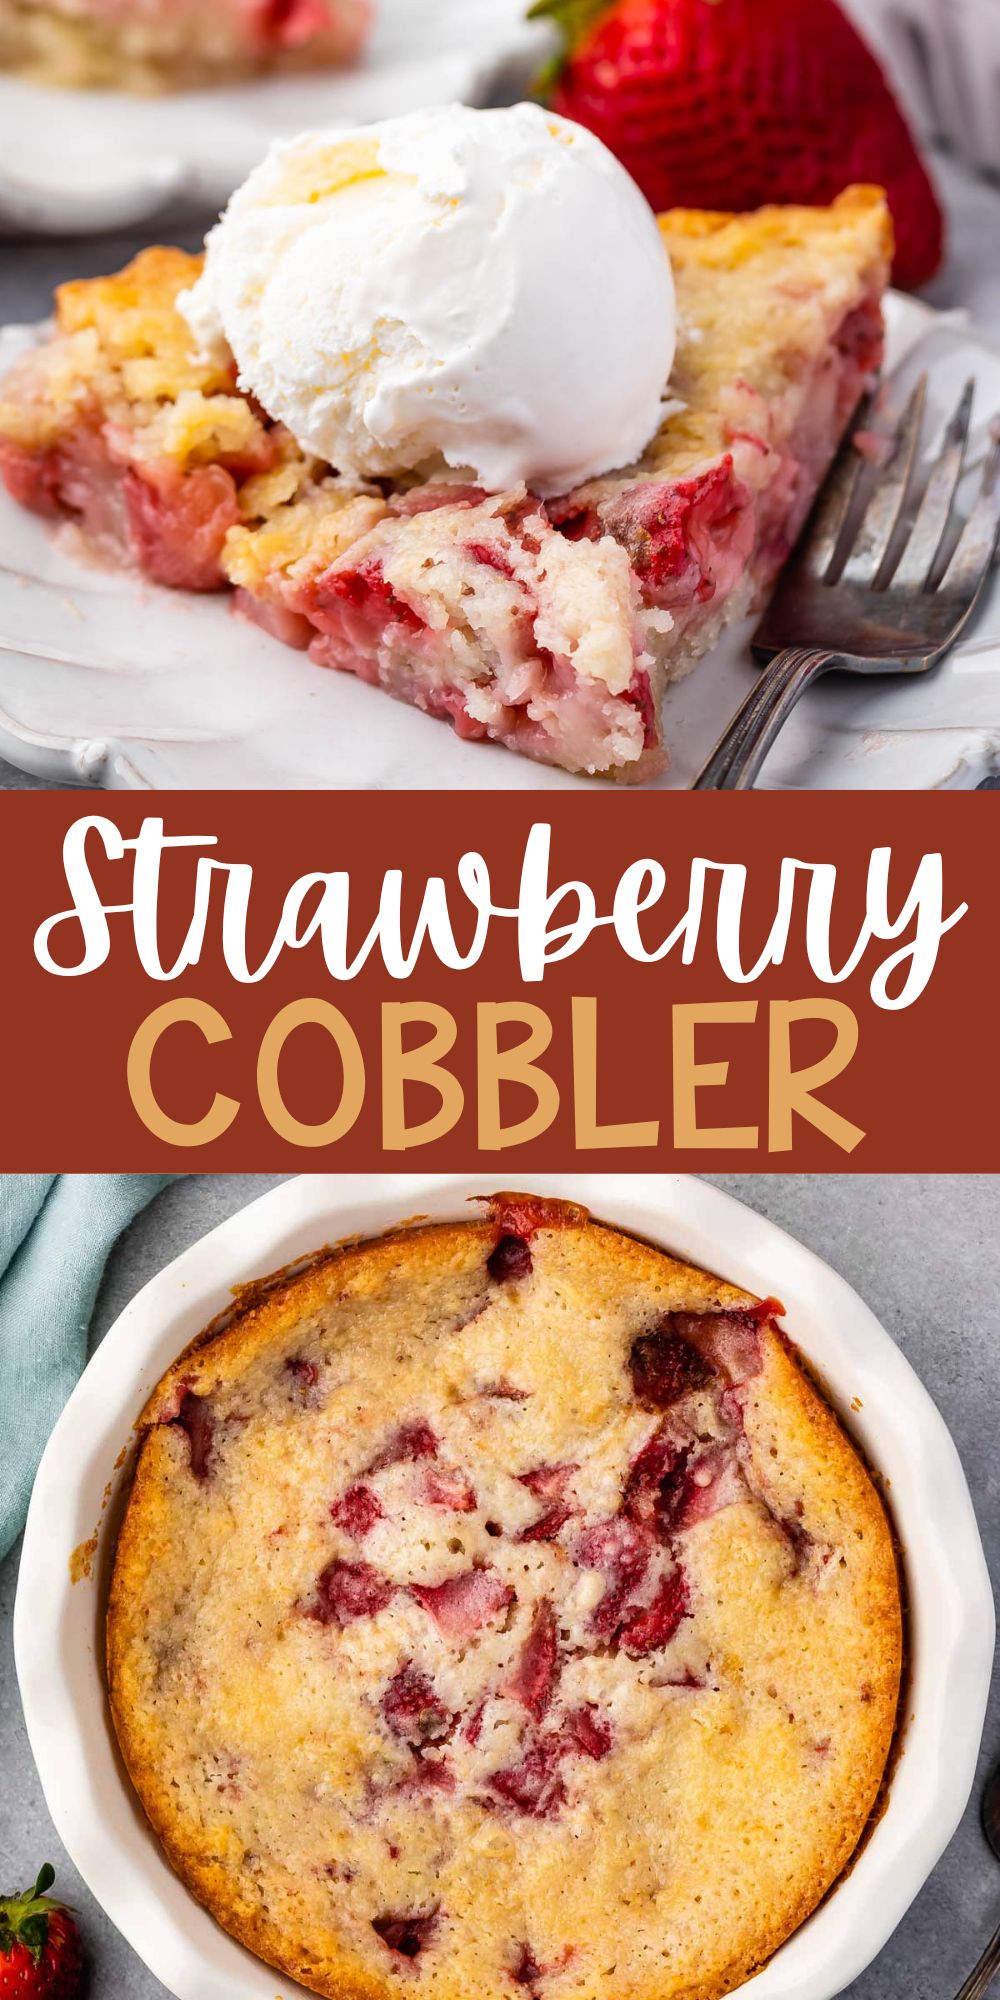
[1,1173,998,2000]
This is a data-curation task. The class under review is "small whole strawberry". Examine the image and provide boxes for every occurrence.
[533,0,944,289]
[0,1868,82,1999]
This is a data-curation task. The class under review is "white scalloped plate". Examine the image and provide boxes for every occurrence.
[0,291,999,788]
[13,1173,995,2000]
[0,0,548,235]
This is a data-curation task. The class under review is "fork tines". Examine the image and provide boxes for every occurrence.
[808,372,1000,596]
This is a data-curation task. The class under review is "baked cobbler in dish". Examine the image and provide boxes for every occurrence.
[107,1196,902,2000]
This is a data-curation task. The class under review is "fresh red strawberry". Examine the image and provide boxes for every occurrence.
[534,0,944,289]
[0,1868,82,2000]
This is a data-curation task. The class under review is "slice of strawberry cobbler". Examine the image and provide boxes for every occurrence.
[0,190,890,780]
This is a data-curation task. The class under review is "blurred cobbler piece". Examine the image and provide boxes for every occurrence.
[0,0,370,88]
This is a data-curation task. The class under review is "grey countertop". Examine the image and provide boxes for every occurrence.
[1,1173,997,1999]
[1,152,999,788]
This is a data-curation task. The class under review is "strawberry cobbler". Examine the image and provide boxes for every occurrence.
[107,1197,902,2000]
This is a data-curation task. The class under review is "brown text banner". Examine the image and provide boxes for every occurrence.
[1,791,992,1170]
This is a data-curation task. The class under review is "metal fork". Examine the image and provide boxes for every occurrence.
[692,375,1000,789]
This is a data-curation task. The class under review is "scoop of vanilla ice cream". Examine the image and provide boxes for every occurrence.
[179,101,676,497]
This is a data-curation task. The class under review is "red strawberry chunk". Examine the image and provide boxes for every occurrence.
[488,1195,585,1240]
[480,1379,531,1403]
[123,463,239,592]
[285,1354,320,1403]
[485,1194,588,1282]
[172,1389,215,1481]
[623,668,658,749]
[560,1705,614,1761]
[668,1308,767,1384]
[372,1910,439,1959]
[422,1465,478,1512]
[326,558,425,633]
[251,0,334,49]
[600,462,752,606]
[626,1431,742,1542]
[309,1559,394,1627]
[505,1601,559,1717]
[628,1323,714,1408]
[575,1517,652,1640]
[628,1435,746,1538]
[670,1444,747,1529]
[331,1484,384,1539]
[411,1567,514,1638]
[488,1234,533,1282]
[517,1463,578,1543]
[463,1699,486,1745]
[517,1503,574,1545]
[406,1757,457,1794]
[0,438,66,516]
[623,1424,685,1532]
[381,1664,454,1747]
[519,1463,577,1500]
[466,539,516,579]
[490,1738,567,1819]
[366,1421,439,1473]
[618,1570,690,1657]
[718,1385,749,1435]
[575,1516,651,1573]
[512,1942,546,1990]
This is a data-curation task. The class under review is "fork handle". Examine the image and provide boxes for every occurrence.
[954,1920,1000,2000]
[691,647,840,791]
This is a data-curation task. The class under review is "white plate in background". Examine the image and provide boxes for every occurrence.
[13,1172,995,2000]
[0,292,998,788]
[0,0,548,235]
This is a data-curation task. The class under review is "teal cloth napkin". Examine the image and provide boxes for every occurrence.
[0,1174,170,1560]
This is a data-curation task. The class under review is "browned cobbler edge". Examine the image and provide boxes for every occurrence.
[106,1196,903,2000]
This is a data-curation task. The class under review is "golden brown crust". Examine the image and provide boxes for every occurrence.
[660,184,893,258]
[648,186,892,482]
[108,1201,901,2000]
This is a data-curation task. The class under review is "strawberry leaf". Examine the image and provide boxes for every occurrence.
[527,0,610,87]
[17,1912,50,1966]
[0,1864,69,1966]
